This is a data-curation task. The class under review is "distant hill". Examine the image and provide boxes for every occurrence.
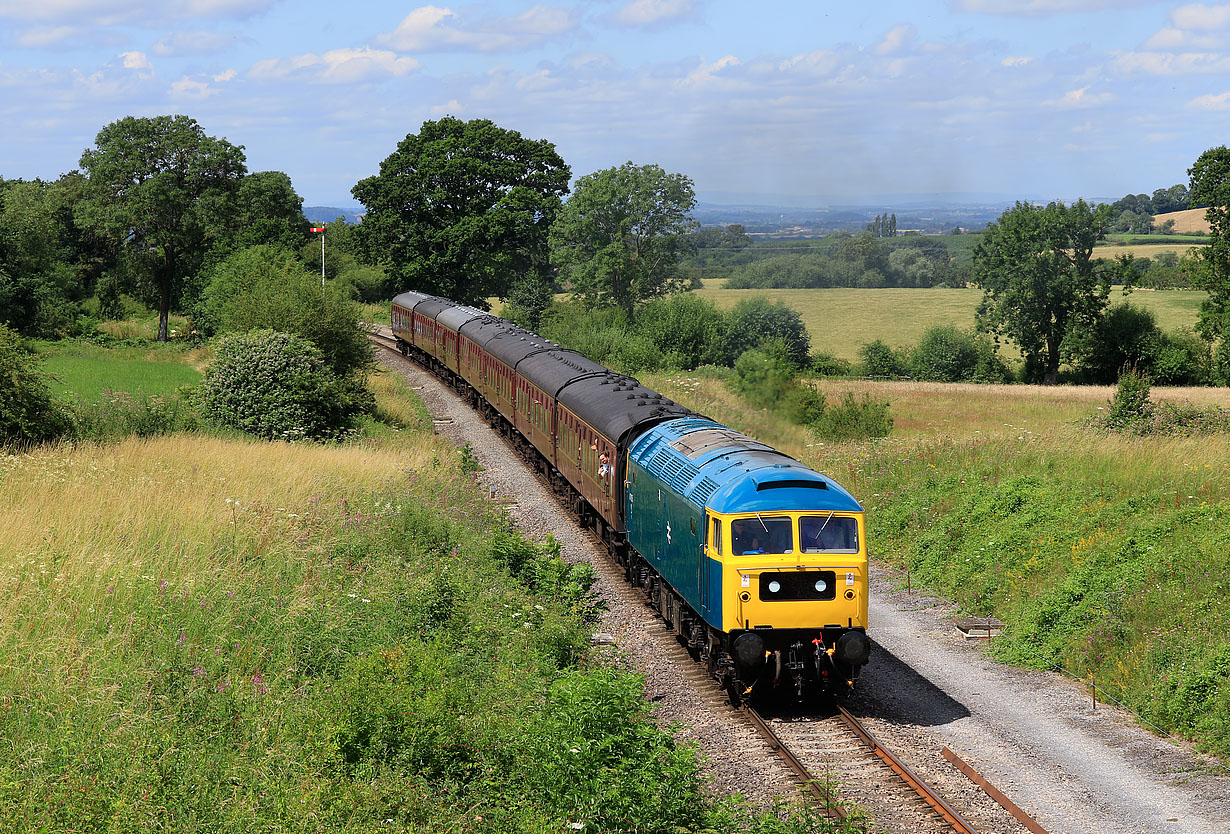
[1153,208,1210,234]
[304,206,363,224]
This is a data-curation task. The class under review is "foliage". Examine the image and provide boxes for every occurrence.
[908,325,1012,383]
[810,351,854,377]
[634,292,725,369]
[198,245,374,378]
[1187,147,1230,368]
[0,324,71,446]
[859,339,908,378]
[551,161,698,317]
[353,117,569,308]
[199,329,370,441]
[972,200,1118,383]
[502,275,555,330]
[853,434,1230,756]
[724,234,960,290]
[808,392,893,441]
[539,302,666,373]
[1065,303,1215,386]
[78,115,248,341]
[730,348,800,410]
[226,170,310,253]
[69,388,197,441]
[719,295,811,366]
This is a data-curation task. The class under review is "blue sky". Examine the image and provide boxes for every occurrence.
[2,1,1228,207]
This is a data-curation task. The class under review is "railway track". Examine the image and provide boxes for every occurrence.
[370,329,1044,834]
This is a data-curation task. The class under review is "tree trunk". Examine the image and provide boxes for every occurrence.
[158,284,170,342]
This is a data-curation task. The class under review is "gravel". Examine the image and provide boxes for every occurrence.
[377,342,1230,832]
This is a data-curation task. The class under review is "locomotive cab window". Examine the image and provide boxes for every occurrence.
[731,516,792,555]
[799,514,859,553]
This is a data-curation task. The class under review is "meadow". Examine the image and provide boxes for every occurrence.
[693,282,1207,362]
[2,349,849,833]
[35,339,205,401]
[644,369,1230,759]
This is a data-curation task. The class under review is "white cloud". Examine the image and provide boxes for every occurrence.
[874,25,915,56]
[15,26,83,47]
[153,29,239,56]
[1043,85,1114,108]
[1172,4,1230,31]
[954,0,1151,14]
[1113,50,1230,75]
[1001,55,1033,66]
[120,50,150,70]
[1188,90,1230,109]
[376,5,578,53]
[611,0,696,27]
[212,68,236,82]
[0,0,278,24]
[170,76,215,98]
[429,98,462,115]
[682,55,740,87]
[250,48,420,84]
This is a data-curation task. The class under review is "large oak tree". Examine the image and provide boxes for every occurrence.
[971,200,1116,384]
[549,162,697,319]
[352,117,570,307]
[78,115,247,341]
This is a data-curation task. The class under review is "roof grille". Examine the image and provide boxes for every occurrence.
[755,479,828,491]
[692,477,719,505]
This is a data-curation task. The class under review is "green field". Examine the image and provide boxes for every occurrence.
[694,282,1207,362]
[35,340,205,401]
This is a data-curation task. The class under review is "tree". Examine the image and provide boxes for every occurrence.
[971,200,1117,384]
[78,115,247,341]
[0,323,70,446]
[353,117,569,308]
[550,162,698,318]
[1186,146,1230,350]
[229,171,309,252]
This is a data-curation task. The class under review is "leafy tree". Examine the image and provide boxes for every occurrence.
[909,325,1011,383]
[859,339,907,378]
[972,200,1117,384]
[0,323,70,446]
[635,292,724,369]
[550,162,698,318]
[353,117,569,308]
[1186,146,1230,351]
[198,246,373,377]
[78,115,247,341]
[718,296,810,367]
[229,171,309,252]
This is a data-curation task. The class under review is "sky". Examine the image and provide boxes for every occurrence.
[1,1,1229,208]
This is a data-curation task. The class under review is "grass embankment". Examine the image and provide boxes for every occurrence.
[648,373,1230,759]
[692,283,1205,362]
[2,358,854,832]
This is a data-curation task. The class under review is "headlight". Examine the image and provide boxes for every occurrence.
[815,579,827,593]
[768,580,781,593]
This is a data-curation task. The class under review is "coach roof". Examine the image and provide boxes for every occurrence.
[558,374,692,446]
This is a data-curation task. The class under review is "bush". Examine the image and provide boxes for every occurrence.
[70,388,198,441]
[909,325,1012,383]
[0,323,71,446]
[859,339,907,378]
[811,351,853,377]
[635,293,725,369]
[197,246,374,377]
[199,329,371,440]
[719,296,810,367]
[1065,303,1161,385]
[1094,367,1155,433]
[809,392,893,441]
[730,348,797,410]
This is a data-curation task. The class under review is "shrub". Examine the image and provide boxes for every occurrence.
[197,246,374,377]
[1065,303,1161,385]
[199,329,371,440]
[811,351,853,377]
[1095,367,1155,433]
[859,339,907,378]
[503,275,555,330]
[809,392,893,441]
[730,348,797,410]
[0,323,71,446]
[909,325,1012,383]
[70,388,198,441]
[635,292,725,369]
[719,296,810,367]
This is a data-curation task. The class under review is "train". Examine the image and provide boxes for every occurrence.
[391,291,872,701]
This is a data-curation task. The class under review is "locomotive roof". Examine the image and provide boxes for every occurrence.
[629,416,862,514]
[558,374,693,447]
[516,350,606,398]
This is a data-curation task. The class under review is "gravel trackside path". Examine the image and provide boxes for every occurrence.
[376,342,1230,832]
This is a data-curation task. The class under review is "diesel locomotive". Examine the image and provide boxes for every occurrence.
[391,291,872,701]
